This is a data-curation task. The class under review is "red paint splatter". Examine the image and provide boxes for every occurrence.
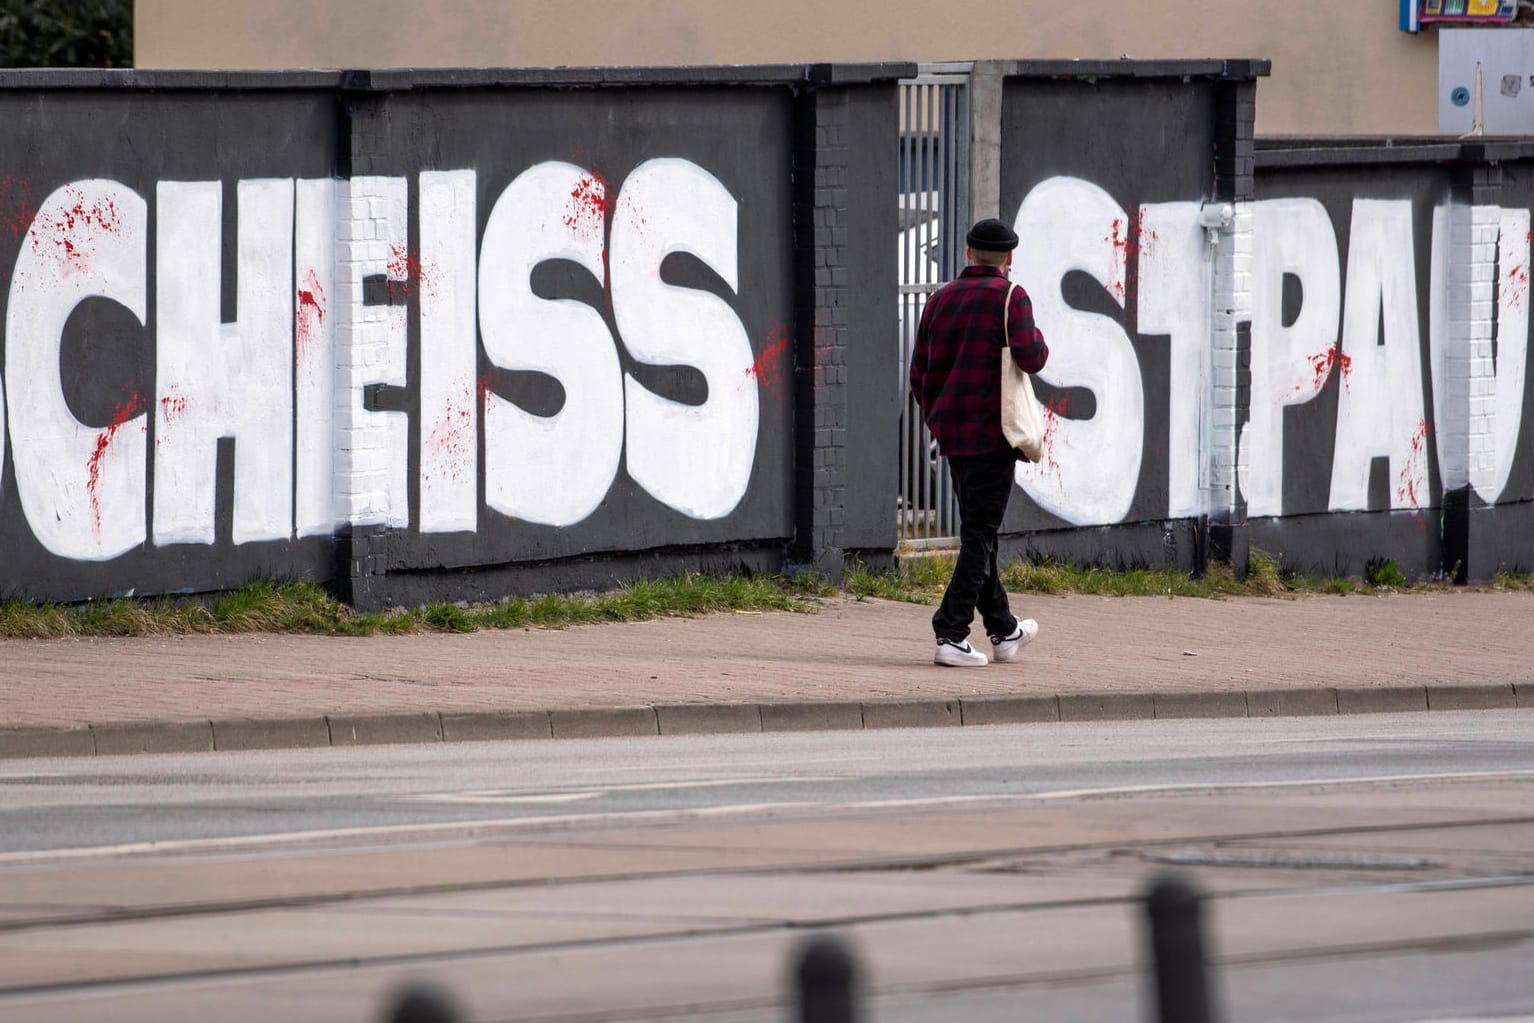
[424,396,475,483]
[1106,218,1127,255]
[1033,395,1069,482]
[386,244,436,303]
[1299,342,1352,395]
[747,326,791,400]
[1105,218,1128,299]
[295,270,326,364]
[0,176,39,240]
[563,170,611,239]
[1134,208,1158,259]
[159,393,189,422]
[32,187,121,277]
[86,392,145,533]
[1102,213,1152,302]
[1396,419,1431,509]
[1503,263,1529,312]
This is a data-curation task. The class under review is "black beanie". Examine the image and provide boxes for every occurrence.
[965,218,1018,252]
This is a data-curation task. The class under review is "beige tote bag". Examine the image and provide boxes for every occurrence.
[999,283,1045,462]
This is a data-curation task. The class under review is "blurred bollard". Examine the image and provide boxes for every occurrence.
[1145,874,1219,1023]
[796,932,858,1023]
[386,982,459,1023]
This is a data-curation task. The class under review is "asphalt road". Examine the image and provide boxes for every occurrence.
[1,712,1532,1022]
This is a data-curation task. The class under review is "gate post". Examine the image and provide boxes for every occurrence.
[969,61,1005,224]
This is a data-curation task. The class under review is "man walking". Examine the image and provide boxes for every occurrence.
[908,218,1049,667]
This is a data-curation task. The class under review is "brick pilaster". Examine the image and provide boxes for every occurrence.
[332,83,408,604]
[1207,79,1257,577]
[790,85,852,581]
[1441,162,1502,583]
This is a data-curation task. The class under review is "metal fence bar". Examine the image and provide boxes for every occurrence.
[897,68,970,545]
[928,79,954,541]
[899,77,918,543]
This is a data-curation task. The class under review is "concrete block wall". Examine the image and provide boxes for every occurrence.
[995,64,1533,582]
[0,61,1530,608]
[0,65,911,606]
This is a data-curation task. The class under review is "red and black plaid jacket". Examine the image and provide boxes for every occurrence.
[909,265,1049,457]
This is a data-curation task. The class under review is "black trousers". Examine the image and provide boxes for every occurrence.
[932,450,1019,643]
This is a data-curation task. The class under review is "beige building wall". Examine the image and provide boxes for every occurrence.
[134,0,1439,136]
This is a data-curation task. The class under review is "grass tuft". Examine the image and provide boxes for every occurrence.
[0,555,1529,641]
[1363,557,1410,590]
[1493,571,1534,592]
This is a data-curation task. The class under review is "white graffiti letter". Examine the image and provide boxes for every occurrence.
[155,179,295,545]
[294,178,337,536]
[479,162,623,526]
[419,170,479,533]
[1243,198,1342,518]
[1136,202,1209,519]
[6,179,148,560]
[1011,176,1143,525]
[1330,199,1428,511]
[1483,208,1530,501]
[612,158,756,520]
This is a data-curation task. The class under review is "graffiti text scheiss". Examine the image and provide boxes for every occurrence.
[1,159,762,561]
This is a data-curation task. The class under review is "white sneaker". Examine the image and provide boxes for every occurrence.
[990,619,1039,662]
[934,638,988,667]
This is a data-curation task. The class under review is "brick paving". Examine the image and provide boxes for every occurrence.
[1,591,1530,730]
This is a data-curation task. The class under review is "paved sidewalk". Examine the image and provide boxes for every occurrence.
[1,591,1531,758]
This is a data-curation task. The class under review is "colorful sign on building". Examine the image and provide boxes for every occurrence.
[1406,0,1518,30]
[1421,0,1518,22]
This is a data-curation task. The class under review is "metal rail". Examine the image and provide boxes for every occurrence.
[897,66,971,547]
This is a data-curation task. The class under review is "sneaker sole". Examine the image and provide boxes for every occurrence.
[934,652,989,667]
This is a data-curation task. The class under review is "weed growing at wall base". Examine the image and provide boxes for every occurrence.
[0,559,1529,639]
[847,549,1522,605]
[0,575,810,640]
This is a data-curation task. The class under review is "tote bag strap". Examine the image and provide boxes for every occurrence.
[1002,282,1019,348]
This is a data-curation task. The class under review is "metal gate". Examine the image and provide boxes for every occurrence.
[898,64,971,546]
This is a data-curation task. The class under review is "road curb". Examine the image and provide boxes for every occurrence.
[1060,693,1156,722]
[761,702,864,732]
[441,710,553,742]
[959,695,1058,725]
[1,687,1530,760]
[327,712,444,747]
[1337,686,1429,715]
[862,699,961,730]
[550,706,659,739]
[1153,691,1250,720]
[656,704,763,736]
[0,725,95,758]
[92,720,214,756]
[1426,684,1518,711]
[1247,688,1339,717]
[212,716,332,752]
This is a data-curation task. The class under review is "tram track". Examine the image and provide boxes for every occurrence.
[2,810,1532,935]
[1,810,1532,1003]
[2,718,1531,1020]
[2,874,1531,1007]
